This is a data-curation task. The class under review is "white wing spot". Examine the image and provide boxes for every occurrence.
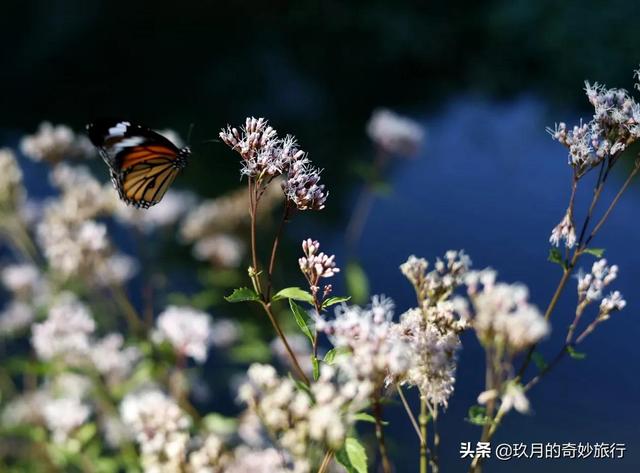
[108,122,131,137]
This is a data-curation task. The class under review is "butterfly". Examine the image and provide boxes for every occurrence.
[86,119,190,208]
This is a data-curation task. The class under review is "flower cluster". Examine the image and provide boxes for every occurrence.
[220,117,328,210]
[153,306,213,363]
[319,296,410,390]
[366,108,425,156]
[237,363,367,470]
[20,121,94,164]
[121,390,191,472]
[577,258,619,302]
[549,209,577,248]
[298,238,339,300]
[464,269,549,354]
[548,73,640,174]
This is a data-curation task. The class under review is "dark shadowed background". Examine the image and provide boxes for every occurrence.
[1,1,639,471]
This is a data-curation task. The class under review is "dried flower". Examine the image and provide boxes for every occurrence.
[154,306,213,363]
[366,108,425,156]
[298,239,339,298]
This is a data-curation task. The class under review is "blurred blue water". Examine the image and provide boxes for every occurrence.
[320,96,640,472]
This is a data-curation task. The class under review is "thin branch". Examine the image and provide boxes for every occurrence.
[396,385,424,443]
[373,393,392,473]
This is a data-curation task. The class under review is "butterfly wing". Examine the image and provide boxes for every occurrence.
[86,120,189,208]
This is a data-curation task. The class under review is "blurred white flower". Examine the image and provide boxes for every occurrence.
[114,189,196,232]
[600,290,626,316]
[0,301,34,335]
[270,333,313,375]
[498,383,530,415]
[1,263,41,294]
[577,258,618,302]
[154,306,213,363]
[193,233,245,267]
[20,122,94,163]
[90,333,141,381]
[226,447,292,473]
[188,433,228,472]
[31,292,95,364]
[366,108,425,156]
[43,397,91,443]
[94,253,139,286]
[210,318,241,348]
[121,389,191,471]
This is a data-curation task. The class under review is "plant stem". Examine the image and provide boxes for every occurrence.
[396,385,424,443]
[266,203,290,299]
[260,301,309,384]
[317,450,334,473]
[373,393,392,473]
[420,398,429,473]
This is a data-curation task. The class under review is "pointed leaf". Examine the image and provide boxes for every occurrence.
[531,351,548,371]
[323,346,351,365]
[567,345,587,360]
[273,287,314,303]
[547,248,564,267]
[336,437,368,473]
[346,262,369,305]
[465,405,491,426]
[312,356,320,381]
[224,287,260,303]
[289,299,314,343]
[322,296,351,309]
[353,412,389,425]
[583,247,605,258]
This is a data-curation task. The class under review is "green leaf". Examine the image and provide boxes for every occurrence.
[583,247,606,258]
[289,300,314,343]
[312,356,320,381]
[224,287,260,303]
[74,423,97,445]
[353,412,389,425]
[547,248,564,267]
[336,437,368,473]
[273,287,314,303]
[346,261,369,305]
[465,405,491,426]
[567,345,587,360]
[322,296,351,309]
[531,351,548,371]
[323,346,351,365]
[289,373,313,398]
[202,413,237,436]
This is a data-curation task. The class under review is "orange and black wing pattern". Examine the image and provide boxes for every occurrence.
[86,120,190,208]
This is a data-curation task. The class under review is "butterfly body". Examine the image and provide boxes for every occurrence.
[87,120,190,208]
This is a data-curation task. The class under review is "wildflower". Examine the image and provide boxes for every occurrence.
[0,148,24,210]
[394,307,460,407]
[320,296,410,389]
[549,209,577,248]
[210,318,241,348]
[577,258,618,303]
[154,306,213,363]
[366,108,426,156]
[193,233,246,267]
[466,275,549,353]
[188,434,229,472]
[43,397,91,443]
[220,117,327,211]
[0,301,34,335]
[121,390,191,471]
[298,239,339,298]
[226,447,293,473]
[599,291,626,318]
[1,263,41,295]
[31,293,95,365]
[20,121,94,163]
[90,333,141,381]
[548,71,640,174]
[498,383,530,415]
[112,189,196,232]
[93,253,139,286]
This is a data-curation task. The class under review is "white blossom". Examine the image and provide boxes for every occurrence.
[154,306,212,363]
[577,258,618,302]
[90,333,141,380]
[366,108,425,156]
[0,301,34,335]
[43,397,91,443]
[20,122,93,163]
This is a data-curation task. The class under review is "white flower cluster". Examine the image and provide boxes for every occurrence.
[113,189,196,233]
[366,108,425,156]
[319,296,410,389]
[298,239,339,299]
[0,148,25,209]
[180,186,283,268]
[549,209,577,248]
[548,72,640,173]
[121,389,191,472]
[577,258,619,302]
[20,121,94,163]
[237,363,367,469]
[464,269,549,353]
[153,306,213,363]
[31,292,96,365]
[394,308,460,407]
[220,117,328,210]
[400,250,471,306]
[90,333,141,382]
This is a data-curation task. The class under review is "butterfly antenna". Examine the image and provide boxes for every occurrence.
[186,123,195,148]
[201,138,222,144]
